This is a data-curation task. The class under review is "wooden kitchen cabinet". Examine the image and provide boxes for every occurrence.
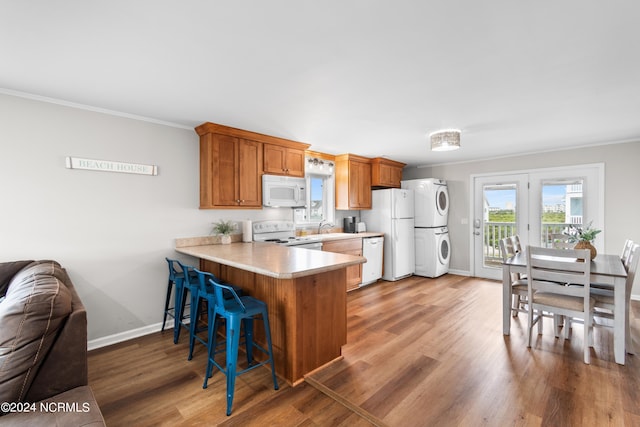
[198,132,262,208]
[263,143,305,177]
[335,154,372,210]
[196,122,310,209]
[371,157,406,188]
[323,238,362,291]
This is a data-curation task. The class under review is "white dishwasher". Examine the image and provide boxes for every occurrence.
[361,236,384,286]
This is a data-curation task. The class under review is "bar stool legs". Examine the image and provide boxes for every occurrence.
[202,279,279,416]
[163,258,190,344]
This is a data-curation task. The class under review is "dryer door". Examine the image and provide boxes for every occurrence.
[437,232,450,265]
[435,185,449,218]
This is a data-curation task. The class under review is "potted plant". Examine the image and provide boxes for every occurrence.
[212,219,237,244]
[564,221,601,259]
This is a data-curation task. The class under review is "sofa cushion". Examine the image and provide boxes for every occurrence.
[0,261,33,299]
[0,385,106,426]
[0,261,72,408]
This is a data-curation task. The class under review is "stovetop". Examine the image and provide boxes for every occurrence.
[253,220,321,246]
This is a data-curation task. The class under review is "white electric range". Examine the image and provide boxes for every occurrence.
[252,220,323,250]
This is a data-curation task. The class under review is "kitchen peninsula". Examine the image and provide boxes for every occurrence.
[174,239,366,385]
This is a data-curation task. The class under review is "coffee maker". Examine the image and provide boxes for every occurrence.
[343,216,357,233]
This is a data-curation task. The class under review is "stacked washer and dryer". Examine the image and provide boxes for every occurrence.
[401,179,451,277]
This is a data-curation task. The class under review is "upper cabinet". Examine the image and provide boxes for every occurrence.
[196,122,309,209]
[198,131,263,209]
[263,143,305,177]
[371,157,406,188]
[335,154,372,210]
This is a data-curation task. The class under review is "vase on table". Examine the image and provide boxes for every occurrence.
[575,240,597,260]
[221,234,232,245]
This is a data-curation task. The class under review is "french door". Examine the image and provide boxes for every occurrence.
[473,174,529,280]
[472,164,604,280]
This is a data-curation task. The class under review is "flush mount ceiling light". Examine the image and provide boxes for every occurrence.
[430,129,461,151]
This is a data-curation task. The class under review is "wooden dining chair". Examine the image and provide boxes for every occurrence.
[499,236,528,317]
[591,239,634,291]
[590,242,640,354]
[550,233,574,249]
[621,239,635,265]
[526,246,594,364]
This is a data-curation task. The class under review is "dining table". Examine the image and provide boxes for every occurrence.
[502,250,629,364]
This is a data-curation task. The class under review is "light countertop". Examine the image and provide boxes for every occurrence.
[298,232,384,242]
[175,242,365,279]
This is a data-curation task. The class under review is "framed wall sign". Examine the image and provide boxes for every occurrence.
[65,157,158,176]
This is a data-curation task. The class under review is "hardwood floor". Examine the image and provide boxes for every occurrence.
[88,274,640,426]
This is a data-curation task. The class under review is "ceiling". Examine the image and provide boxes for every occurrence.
[2,1,639,167]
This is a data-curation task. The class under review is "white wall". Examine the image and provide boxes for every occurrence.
[0,93,289,346]
[403,141,640,298]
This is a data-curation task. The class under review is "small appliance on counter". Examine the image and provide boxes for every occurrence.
[343,216,357,233]
[356,222,366,233]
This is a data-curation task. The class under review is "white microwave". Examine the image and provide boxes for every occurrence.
[262,175,307,207]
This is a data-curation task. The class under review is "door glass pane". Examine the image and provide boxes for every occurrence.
[483,184,517,268]
[540,180,583,247]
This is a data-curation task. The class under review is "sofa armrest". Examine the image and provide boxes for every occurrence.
[24,269,88,403]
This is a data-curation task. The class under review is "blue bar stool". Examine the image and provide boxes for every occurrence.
[162,258,198,343]
[187,268,243,361]
[203,276,278,416]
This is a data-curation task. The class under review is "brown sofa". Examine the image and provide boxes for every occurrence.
[0,260,105,426]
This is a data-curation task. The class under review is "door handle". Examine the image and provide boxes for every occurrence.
[474,231,480,235]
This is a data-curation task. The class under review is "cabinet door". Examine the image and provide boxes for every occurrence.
[263,144,287,175]
[376,163,402,187]
[322,238,363,291]
[264,144,305,177]
[238,139,263,207]
[351,161,372,209]
[284,148,305,177]
[344,249,363,290]
[390,166,403,187]
[211,133,239,207]
[371,158,405,188]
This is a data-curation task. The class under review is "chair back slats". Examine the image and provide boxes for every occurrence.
[499,235,523,260]
[166,258,181,281]
[176,261,194,286]
[621,239,634,268]
[527,246,591,295]
[550,233,574,249]
[192,268,212,294]
[526,245,593,364]
[208,277,246,313]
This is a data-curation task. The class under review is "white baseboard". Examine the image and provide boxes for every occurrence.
[447,269,470,276]
[88,321,172,351]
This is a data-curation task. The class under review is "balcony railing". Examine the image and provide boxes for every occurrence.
[482,222,581,268]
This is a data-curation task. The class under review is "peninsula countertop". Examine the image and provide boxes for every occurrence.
[175,241,365,279]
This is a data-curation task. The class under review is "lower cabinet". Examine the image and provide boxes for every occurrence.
[322,238,362,291]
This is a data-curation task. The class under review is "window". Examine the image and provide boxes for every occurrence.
[540,179,584,246]
[293,158,335,226]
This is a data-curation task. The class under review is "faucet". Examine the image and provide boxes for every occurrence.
[317,220,333,234]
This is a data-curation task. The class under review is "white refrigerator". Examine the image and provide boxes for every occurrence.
[361,189,415,281]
